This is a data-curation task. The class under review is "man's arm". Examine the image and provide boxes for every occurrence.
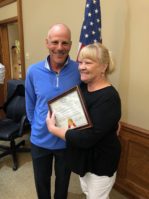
[25,68,36,124]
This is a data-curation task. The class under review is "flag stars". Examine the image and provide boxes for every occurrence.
[92,31,95,35]
[88,12,92,17]
[95,9,98,14]
[79,0,102,45]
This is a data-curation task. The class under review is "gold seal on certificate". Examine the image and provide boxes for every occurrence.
[48,86,92,130]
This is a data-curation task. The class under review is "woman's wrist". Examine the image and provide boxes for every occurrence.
[50,125,67,140]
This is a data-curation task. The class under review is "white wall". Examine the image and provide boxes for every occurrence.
[22,0,149,130]
[22,0,85,66]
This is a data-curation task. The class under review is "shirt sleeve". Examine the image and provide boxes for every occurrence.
[25,67,36,124]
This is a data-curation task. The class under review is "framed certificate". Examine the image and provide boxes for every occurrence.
[48,86,92,130]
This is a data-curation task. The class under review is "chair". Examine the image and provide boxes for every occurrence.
[0,79,30,170]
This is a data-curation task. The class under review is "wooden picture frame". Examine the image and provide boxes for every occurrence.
[48,86,92,130]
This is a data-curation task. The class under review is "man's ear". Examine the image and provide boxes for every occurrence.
[45,38,49,48]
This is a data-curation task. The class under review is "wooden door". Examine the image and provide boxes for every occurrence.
[0,24,11,106]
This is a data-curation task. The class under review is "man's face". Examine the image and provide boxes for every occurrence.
[46,32,72,68]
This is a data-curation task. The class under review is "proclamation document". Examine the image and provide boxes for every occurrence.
[48,86,92,130]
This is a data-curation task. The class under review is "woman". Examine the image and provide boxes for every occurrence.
[46,43,121,199]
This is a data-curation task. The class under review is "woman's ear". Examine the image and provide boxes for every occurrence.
[102,64,108,73]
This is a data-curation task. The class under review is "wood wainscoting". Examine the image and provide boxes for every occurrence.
[115,122,149,199]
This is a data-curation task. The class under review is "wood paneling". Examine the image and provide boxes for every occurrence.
[115,122,149,199]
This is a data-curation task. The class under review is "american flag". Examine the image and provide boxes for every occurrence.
[77,0,102,58]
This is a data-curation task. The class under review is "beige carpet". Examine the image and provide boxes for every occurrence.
[0,136,127,199]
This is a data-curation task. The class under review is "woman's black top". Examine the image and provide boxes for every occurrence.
[65,82,121,177]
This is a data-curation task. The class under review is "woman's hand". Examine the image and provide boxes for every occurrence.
[46,111,67,140]
[46,111,56,132]
[116,122,121,136]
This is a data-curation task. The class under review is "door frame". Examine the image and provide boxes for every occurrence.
[0,0,25,79]
[0,0,25,105]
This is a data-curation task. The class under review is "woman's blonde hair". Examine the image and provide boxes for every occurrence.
[78,42,115,74]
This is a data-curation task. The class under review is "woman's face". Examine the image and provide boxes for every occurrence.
[78,58,104,84]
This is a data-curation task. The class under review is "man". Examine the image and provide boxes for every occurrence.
[25,23,80,199]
